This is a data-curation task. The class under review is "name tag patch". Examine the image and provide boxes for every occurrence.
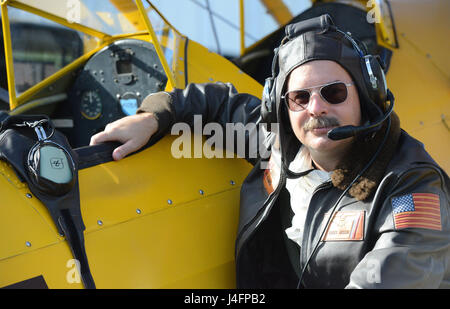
[322,210,365,241]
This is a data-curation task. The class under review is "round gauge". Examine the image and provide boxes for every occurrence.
[80,90,102,120]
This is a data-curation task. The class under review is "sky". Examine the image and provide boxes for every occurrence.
[150,0,311,57]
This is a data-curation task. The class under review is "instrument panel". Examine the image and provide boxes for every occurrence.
[68,39,168,147]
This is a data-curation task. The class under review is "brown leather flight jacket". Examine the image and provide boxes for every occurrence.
[138,82,450,288]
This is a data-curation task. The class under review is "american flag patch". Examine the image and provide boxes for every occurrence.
[392,193,442,231]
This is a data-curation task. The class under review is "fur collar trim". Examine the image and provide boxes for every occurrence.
[331,112,401,201]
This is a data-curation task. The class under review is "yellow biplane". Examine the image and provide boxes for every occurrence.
[0,0,448,289]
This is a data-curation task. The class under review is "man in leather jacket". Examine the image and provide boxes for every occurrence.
[91,15,450,288]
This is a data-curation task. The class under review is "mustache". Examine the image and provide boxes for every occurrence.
[303,116,340,132]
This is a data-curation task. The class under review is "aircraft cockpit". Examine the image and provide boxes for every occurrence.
[0,1,180,150]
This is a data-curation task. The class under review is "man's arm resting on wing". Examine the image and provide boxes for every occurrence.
[91,82,263,161]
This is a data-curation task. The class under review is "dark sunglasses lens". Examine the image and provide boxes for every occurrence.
[321,82,348,104]
[287,90,310,110]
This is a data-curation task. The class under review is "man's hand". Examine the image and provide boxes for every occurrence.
[90,112,158,161]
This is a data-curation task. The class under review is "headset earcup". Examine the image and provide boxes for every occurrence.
[361,55,387,106]
[261,77,277,126]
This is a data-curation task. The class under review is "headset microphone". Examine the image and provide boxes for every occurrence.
[327,89,394,141]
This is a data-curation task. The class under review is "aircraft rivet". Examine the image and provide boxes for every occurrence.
[199,190,204,195]
[167,199,173,205]
[26,193,32,198]
[230,180,235,185]
[25,241,31,247]
[97,220,103,226]
[136,209,142,214]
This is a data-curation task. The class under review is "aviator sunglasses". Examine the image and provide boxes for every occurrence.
[283,81,354,112]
